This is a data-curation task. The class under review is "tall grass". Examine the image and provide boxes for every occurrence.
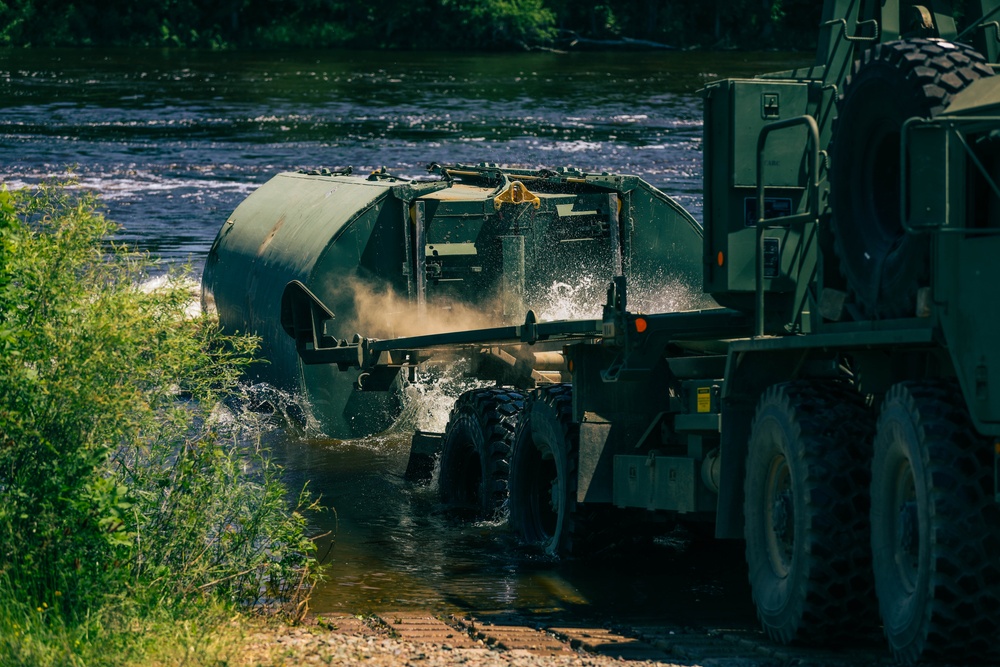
[0,183,318,666]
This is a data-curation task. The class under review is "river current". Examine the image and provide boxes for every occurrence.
[2,47,808,620]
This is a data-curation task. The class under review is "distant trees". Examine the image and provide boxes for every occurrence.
[547,0,822,49]
[0,0,825,50]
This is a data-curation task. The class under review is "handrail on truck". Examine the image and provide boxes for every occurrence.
[754,114,821,337]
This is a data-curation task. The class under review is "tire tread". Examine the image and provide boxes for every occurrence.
[746,380,878,644]
[439,387,524,518]
[874,381,1000,663]
[831,38,992,317]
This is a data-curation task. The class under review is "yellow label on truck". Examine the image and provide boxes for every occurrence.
[697,386,711,413]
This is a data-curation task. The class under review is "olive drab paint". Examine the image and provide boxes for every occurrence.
[203,0,1000,662]
[203,165,705,437]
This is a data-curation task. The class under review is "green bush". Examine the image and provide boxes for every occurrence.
[439,0,556,49]
[0,183,318,664]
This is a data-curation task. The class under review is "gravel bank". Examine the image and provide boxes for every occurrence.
[239,618,688,667]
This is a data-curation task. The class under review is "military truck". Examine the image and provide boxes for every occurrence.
[204,0,1000,662]
[202,163,706,437]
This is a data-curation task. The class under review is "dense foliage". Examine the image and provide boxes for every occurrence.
[0,184,317,665]
[0,0,825,50]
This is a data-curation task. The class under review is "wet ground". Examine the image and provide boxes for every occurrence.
[270,430,782,664]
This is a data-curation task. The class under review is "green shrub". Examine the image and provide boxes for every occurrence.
[437,0,557,49]
[0,183,318,663]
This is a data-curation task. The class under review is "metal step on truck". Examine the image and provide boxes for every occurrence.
[202,0,1000,662]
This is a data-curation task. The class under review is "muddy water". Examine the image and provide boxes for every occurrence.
[2,46,808,624]
[268,373,754,623]
[277,429,754,622]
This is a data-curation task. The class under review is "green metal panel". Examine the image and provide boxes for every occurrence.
[613,455,698,513]
[205,165,708,437]
[903,89,1000,434]
[578,420,614,504]
[202,172,399,437]
[963,1,1000,63]
[624,179,713,312]
[730,82,814,187]
[906,124,958,230]
[702,78,820,326]
[938,233,1000,432]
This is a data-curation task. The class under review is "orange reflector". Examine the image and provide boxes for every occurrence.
[995,441,1000,455]
[568,359,574,372]
[717,251,724,267]
[635,317,648,333]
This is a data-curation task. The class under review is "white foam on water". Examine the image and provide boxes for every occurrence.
[539,140,605,153]
[3,169,258,201]
[75,174,257,201]
[610,114,650,122]
[139,274,202,318]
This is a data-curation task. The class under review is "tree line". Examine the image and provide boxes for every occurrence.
[0,0,826,50]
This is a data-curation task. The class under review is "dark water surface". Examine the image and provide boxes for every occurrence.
[2,48,808,268]
[2,47,808,621]
[273,422,755,622]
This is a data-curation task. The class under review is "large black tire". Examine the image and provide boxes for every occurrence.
[871,381,1000,664]
[744,381,877,645]
[438,387,524,520]
[830,38,993,318]
[508,384,582,557]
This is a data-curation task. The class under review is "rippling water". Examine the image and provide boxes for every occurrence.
[257,357,757,618]
[2,48,809,269]
[3,47,807,618]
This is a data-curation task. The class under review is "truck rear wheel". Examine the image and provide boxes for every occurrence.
[744,381,876,644]
[508,384,580,557]
[871,381,1000,664]
[830,38,992,317]
[438,387,524,520]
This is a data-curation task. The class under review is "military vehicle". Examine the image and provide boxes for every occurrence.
[202,163,706,436]
[203,0,1000,662]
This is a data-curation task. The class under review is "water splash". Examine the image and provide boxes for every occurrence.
[394,359,493,433]
[627,270,717,313]
[532,274,605,321]
[530,270,711,322]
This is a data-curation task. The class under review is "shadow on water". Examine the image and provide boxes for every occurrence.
[269,426,755,627]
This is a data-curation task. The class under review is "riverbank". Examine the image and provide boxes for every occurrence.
[239,615,687,667]
[234,610,891,667]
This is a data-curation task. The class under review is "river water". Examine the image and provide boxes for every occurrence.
[2,47,808,622]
